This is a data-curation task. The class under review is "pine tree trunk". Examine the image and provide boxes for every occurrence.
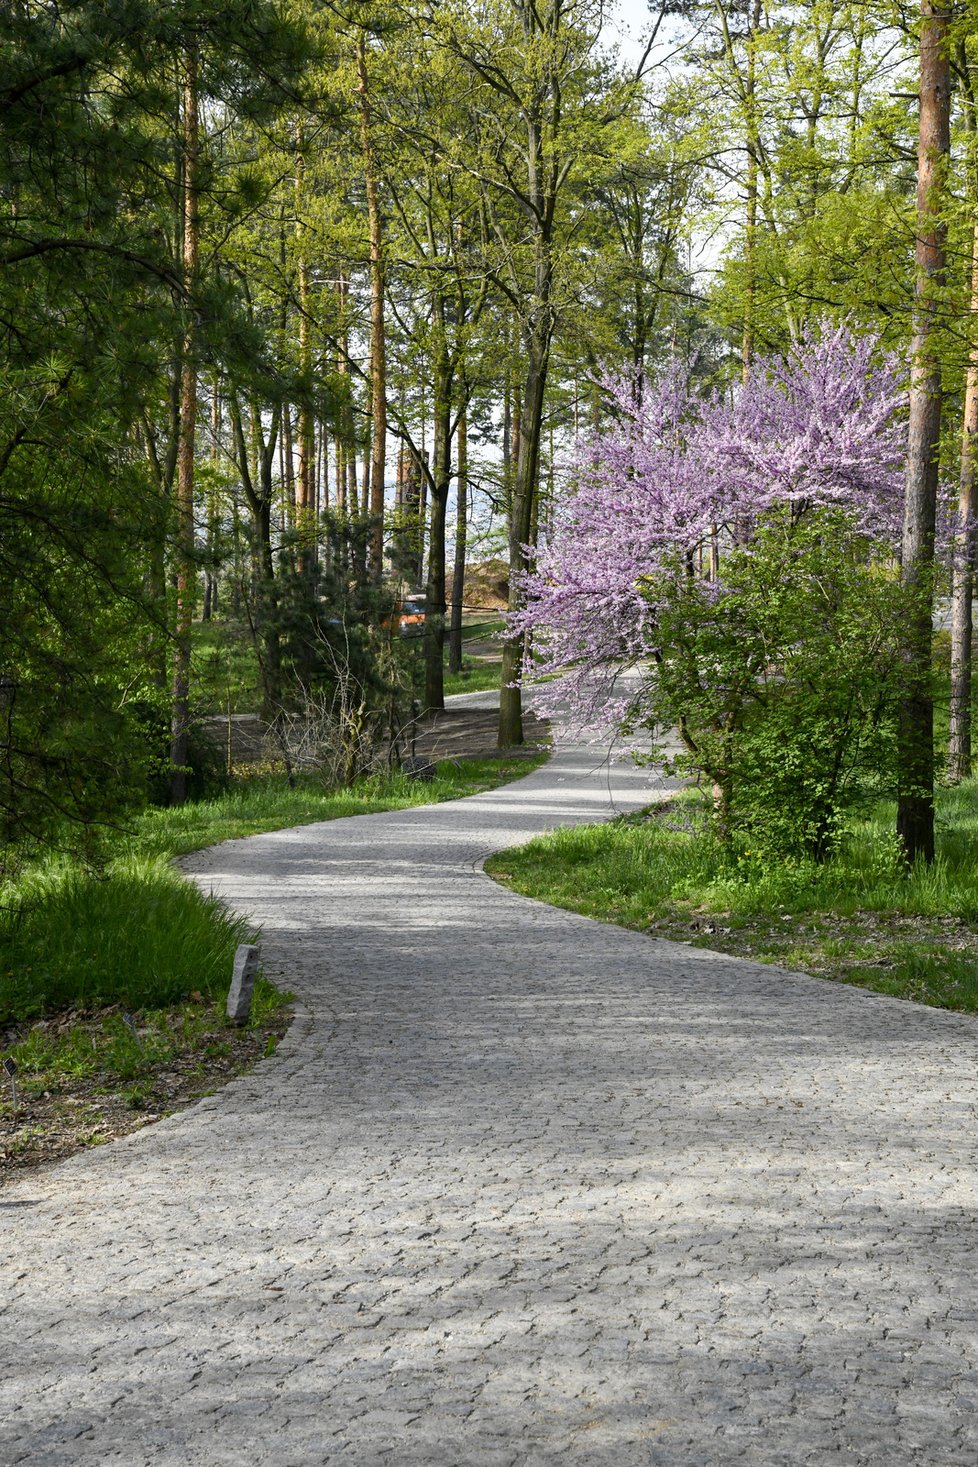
[897,0,950,862]
[335,270,349,516]
[282,405,295,529]
[424,333,452,711]
[356,33,387,577]
[294,130,315,567]
[949,62,978,783]
[448,409,468,675]
[169,47,199,806]
[203,379,221,621]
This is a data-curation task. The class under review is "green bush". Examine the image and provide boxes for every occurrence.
[644,510,907,859]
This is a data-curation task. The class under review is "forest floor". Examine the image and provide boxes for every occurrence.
[0,1000,291,1180]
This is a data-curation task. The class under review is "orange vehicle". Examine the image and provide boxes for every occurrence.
[397,593,426,637]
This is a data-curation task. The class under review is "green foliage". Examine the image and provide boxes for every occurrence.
[0,0,316,861]
[193,620,263,714]
[0,449,167,849]
[644,511,907,859]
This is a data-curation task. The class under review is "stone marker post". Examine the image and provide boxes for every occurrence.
[227,943,260,1026]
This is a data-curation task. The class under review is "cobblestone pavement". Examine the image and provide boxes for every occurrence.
[3,723,978,1467]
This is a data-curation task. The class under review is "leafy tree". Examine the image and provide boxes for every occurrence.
[518,325,910,857]
[438,0,645,744]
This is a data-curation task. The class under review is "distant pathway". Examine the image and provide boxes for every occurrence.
[3,711,978,1465]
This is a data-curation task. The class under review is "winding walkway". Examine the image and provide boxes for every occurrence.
[3,720,978,1465]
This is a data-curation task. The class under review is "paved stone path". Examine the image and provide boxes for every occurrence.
[3,720,978,1466]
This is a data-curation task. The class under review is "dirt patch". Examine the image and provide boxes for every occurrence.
[0,1001,292,1182]
[463,559,509,610]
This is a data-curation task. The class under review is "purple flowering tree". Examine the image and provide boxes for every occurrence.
[519,324,910,857]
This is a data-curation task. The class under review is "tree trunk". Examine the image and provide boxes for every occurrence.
[203,379,221,621]
[499,319,548,747]
[335,270,349,515]
[424,333,452,711]
[169,47,199,806]
[356,32,387,577]
[294,128,315,567]
[448,408,468,675]
[741,0,762,378]
[949,57,978,783]
[230,396,283,714]
[897,0,950,862]
[282,404,295,530]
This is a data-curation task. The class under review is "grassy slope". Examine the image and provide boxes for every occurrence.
[486,781,978,1015]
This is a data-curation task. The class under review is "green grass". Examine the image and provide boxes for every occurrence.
[124,756,544,859]
[6,985,282,1094]
[486,780,978,1015]
[1,752,547,1026]
[0,856,253,1022]
[443,659,503,697]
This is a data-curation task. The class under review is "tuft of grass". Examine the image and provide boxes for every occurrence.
[0,857,251,1023]
[486,780,978,1015]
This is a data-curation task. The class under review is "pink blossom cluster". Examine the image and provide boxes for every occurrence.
[516,323,907,737]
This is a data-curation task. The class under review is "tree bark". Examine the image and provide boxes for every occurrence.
[334,270,349,516]
[897,0,950,862]
[169,46,199,806]
[424,328,452,711]
[356,32,387,576]
[294,128,315,567]
[499,314,549,746]
[230,396,283,714]
[448,408,468,674]
[499,168,552,748]
[949,56,978,783]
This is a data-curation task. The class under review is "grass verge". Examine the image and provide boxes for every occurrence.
[486,781,978,1015]
[124,754,545,860]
